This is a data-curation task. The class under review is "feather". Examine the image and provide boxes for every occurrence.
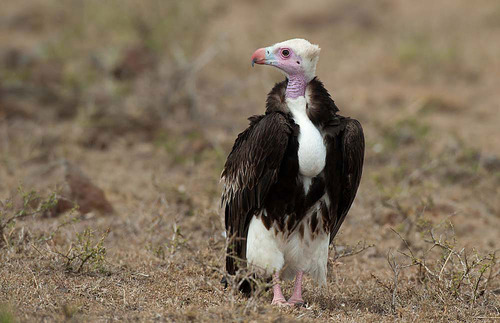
[221,77,364,291]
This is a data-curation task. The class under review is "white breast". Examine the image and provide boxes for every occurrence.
[287,97,326,178]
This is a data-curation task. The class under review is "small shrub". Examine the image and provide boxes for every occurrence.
[0,186,58,247]
[386,219,499,313]
[147,223,187,259]
[56,228,109,273]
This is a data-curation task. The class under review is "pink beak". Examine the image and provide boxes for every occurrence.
[251,48,266,67]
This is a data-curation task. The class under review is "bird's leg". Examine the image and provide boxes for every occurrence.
[271,272,288,306]
[287,270,304,306]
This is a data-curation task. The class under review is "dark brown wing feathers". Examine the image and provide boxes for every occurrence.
[221,112,291,275]
[328,118,364,242]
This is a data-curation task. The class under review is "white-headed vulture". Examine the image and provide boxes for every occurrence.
[221,39,365,306]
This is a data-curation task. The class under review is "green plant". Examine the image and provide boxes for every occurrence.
[146,242,166,260]
[0,304,15,323]
[0,186,58,247]
[147,223,191,259]
[56,228,109,273]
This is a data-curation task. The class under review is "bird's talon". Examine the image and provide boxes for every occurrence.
[292,302,305,308]
[271,298,290,306]
[287,298,305,307]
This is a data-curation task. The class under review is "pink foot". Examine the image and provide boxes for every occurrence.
[271,273,291,306]
[287,297,304,306]
[287,270,305,306]
[271,297,290,306]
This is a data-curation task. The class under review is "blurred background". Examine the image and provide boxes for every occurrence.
[0,0,499,321]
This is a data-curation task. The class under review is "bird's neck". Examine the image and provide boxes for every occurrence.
[285,74,307,99]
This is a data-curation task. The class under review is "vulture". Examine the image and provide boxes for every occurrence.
[221,38,364,306]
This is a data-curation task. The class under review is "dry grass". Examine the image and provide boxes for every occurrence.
[1,0,500,322]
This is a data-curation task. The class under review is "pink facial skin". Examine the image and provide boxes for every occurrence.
[251,47,307,99]
[271,48,307,99]
[272,47,304,76]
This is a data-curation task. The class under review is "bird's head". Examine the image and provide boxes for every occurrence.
[251,38,321,82]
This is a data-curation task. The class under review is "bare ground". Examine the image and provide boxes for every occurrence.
[1,0,499,322]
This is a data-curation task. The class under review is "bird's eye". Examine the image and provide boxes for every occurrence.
[281,49,290,57]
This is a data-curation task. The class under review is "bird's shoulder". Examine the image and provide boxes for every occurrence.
[221,111,293,184]
[232,111,293,151]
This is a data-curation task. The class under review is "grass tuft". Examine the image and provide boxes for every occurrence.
[55,228,109,273]
[0,304,15,323]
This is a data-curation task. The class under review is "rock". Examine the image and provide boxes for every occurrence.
[25,159,114,216]
[63,161,114,214]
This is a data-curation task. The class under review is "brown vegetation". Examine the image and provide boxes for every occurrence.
[1,0,499,321]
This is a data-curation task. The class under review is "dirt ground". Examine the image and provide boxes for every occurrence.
[1,0,499,322]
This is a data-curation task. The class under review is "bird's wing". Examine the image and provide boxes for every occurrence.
[221,112,291,275]
[324,118,365,243]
